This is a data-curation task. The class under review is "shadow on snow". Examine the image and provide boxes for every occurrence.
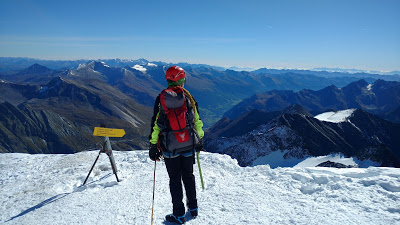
[6,173,113,222]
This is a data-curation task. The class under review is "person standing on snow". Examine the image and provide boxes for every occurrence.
[149,66,204,224]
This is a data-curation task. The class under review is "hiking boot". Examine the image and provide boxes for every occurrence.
[165,214,186,224]
[189,208,198,217]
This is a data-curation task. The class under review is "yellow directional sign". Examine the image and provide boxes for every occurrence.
[93,127,126,137]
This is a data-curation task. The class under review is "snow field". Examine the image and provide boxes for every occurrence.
[314,109,356,123]
[1,151,400,225]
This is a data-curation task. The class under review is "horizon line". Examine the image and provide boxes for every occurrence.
[0,56,398,74]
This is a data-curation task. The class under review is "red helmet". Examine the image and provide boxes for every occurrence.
[165,66,185,82]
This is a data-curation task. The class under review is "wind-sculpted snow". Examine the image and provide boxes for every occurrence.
[1,151,399,224]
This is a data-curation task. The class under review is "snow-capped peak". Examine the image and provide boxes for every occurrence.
[77,63,85,70]
[147,62,157,67]
[314,109,356,123]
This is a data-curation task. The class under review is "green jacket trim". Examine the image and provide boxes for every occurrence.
[150,109,161,144]
[194,105,204,139]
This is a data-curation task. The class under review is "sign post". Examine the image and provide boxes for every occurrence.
[83,126,125,185]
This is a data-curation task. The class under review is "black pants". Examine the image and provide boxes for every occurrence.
[164,154,197,216]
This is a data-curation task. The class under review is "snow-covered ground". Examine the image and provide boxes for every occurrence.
[1,151,400,225]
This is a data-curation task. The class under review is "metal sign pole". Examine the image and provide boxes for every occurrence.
[82,126,125,186]
[104,136,119,182]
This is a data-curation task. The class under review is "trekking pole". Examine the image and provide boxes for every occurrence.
[151,160,157,225]
[196,151,205,191]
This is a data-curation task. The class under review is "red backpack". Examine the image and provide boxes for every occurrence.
[159,86,199,152]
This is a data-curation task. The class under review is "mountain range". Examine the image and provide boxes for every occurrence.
[253,67,400,81]
[0,77,151,153]
[206,105,400,167]
[3,60,394,127]
[223,79,400,123]
[1,59,400,166]
[2,57,400,76]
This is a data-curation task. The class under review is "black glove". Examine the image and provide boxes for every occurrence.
[195,139,204,152]
[149,144,161,161]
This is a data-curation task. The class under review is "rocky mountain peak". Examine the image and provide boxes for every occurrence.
[342,79,369,93]
[38,76,68,97]
[281,104,313,117]
[18,63,53,75]
[320,84,339,92]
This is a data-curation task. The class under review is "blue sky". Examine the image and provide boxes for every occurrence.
[0,0,399,71]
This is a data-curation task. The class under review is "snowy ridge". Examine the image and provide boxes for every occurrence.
[314,109,356,123]
[2,151,399,225]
